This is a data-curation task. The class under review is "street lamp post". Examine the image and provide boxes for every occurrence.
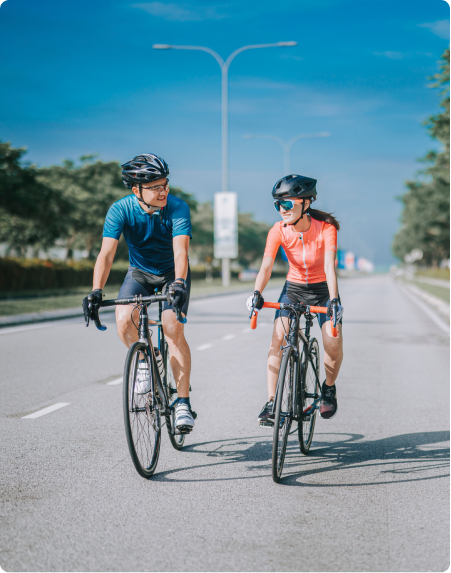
[243,132,330,175]
[153,41,297,286]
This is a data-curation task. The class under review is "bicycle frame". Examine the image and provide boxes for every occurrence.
[101,293,172,418]
[251,301,330,422]
[274,308,317,422]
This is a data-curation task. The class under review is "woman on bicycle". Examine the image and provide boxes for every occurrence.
[246,174,343,423]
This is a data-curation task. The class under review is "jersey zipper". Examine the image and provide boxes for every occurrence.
[299,233,308,284]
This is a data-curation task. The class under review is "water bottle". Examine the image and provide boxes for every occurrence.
[154,348,165,380]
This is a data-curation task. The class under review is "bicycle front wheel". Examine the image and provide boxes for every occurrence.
[123,342,161,478]
[272,347,294,483]
[298,338,320,454]
[163,342,185,450]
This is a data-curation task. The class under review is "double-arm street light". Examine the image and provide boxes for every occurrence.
[153,41,297,286]
[243,132,330,175]
[153,42,297,192]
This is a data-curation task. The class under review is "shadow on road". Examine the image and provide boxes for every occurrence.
[152,430,449,485]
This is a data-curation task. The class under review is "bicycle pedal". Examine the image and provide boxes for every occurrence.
[175,426,193,434]
[259,420,274,427]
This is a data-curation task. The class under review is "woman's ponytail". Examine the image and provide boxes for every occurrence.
[307,208,340,231]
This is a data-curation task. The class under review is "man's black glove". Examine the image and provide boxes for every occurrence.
[169,280,187,324]
[82,289,106,331]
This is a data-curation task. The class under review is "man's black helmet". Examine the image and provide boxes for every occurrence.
[121,154,169,188]
[272,174,317,201]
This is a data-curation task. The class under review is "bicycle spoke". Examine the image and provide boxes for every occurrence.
[123,343,161,478]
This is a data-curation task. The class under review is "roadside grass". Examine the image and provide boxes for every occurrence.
[416,268,450,281]
[410,280,450,304]
[0,278,285,317]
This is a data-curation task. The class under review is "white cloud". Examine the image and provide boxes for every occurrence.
[133,2,228,21]
[373,51,406,60]
[418,20,450,40]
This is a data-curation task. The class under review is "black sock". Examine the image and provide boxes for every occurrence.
[178,397,191,409]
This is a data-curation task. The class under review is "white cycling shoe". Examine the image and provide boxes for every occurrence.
[134,362,151,394]
[175,402,195,432]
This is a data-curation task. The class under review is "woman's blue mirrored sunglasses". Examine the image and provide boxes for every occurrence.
[274,199,295,212]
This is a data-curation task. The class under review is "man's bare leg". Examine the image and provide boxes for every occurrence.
[161,309,191,398]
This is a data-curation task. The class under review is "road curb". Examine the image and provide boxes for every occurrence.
[398,281,450,335]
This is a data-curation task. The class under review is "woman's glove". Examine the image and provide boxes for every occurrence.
[246,291,264,318]
[327,298,344,324]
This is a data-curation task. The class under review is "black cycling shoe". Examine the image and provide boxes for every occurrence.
[258,398,275,426]
[320,381,337,419]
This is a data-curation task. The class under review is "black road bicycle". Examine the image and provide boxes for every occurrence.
[88,290,192,479]
[250,301,338,483]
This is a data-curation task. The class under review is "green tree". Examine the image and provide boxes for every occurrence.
[0,141,71,254]
[393,48,450,265]
[37,155,127,259]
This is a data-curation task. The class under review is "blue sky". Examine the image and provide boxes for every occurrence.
[0,0,449,263]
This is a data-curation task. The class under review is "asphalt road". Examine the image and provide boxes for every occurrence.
[1,275,449,572]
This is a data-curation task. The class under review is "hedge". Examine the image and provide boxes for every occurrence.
[0,258,243,293]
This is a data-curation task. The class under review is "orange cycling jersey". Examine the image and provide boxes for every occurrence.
[264,217,337,284]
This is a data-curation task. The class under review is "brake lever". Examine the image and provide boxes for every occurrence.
[332,304,337,328]
[249,300,257,321]
[87,296,107,331]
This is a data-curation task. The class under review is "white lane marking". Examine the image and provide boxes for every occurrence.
[106,377,123,386]
[22,403,70,419]
[197,343,213,351]
[222,334,235,340]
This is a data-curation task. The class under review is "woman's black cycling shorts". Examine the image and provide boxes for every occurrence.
[275,280,342,329]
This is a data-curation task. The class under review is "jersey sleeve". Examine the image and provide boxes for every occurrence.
[323,223,338,252]
[103,202,124,240]
[172,200,192,238]
[263,224,282,259]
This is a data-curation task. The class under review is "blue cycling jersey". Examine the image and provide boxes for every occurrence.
[103,193,192,275]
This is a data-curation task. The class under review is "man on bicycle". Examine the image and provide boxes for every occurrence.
[83,154,195,433]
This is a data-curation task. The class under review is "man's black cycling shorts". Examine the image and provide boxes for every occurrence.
[117,266,191,317]
[275,280,342,329]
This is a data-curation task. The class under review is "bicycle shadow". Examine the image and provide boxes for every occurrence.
[279,429,450,487]
[152,430,449,485]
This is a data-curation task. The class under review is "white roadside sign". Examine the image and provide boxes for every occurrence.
[214,192,238,259]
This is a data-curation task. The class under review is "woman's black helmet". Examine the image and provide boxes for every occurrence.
[272,174,317,202]
[121,154,169,189]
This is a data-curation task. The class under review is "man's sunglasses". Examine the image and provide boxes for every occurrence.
[274,199,295,212]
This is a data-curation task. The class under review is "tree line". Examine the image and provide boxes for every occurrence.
[392,48,450,266]
[0,146,273,268]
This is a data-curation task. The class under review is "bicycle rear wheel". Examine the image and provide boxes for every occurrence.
[123,342,161,478]
[298,338,320,454]
[272,347,294,483]
[163,342,185,450]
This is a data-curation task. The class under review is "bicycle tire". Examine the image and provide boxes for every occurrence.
[163,342,185,450]
[123,341,161,478]
[272,347,294,483]
[298,338,320,454]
